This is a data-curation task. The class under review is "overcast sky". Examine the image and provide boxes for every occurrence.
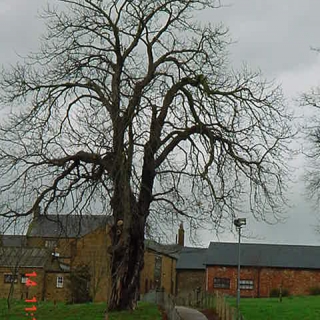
[1,0,320,246]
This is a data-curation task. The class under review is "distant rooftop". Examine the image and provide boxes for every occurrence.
[0,247,49,268]
[145,239,182,259]
[176,247,207,270]
[206,242,320,269]
[28,214,112,238]
[0,235,27,247]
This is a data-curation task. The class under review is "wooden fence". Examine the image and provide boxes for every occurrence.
[141,289,245,320]
[175,290,245,320]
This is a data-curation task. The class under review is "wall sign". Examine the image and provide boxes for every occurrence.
[24,272,37,320]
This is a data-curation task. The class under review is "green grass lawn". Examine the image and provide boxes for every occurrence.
[0,299,162,320]
[228,295,320,320]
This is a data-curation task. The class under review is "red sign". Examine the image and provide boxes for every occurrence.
[24,272,37,320]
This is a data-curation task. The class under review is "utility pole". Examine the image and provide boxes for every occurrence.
[234,218,246,320]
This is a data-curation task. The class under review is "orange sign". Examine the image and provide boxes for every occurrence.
[24,272,37,319]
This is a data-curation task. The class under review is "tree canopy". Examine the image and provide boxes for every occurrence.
[0,0,293,310]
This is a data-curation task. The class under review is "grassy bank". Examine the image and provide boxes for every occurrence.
[0,299,162,320]
[228,296,320,320]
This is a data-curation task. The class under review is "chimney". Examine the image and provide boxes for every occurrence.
[33,205,41,219]
[178,222,184,246]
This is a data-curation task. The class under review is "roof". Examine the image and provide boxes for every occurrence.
[206,242,320,270]
[145,240,182,259]
[0,247,50,268]
[28,214,112,238]
[0,235,27,247]
[176,247,207,270]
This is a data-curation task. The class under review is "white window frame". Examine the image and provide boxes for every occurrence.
[239,279,254,290]
[56,276,64,288]
[21,274,28,284]
[45,240,57,248]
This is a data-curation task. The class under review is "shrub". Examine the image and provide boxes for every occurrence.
[269,288,290,298]
[67,264,92,304]
[309,286,320,295]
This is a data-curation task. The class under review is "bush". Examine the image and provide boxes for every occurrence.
[269,288,290,298]
[67,264,92,304]
[309,286,320,295]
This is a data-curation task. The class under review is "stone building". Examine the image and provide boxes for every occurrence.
[0,212,113,302]
[0,246,69,302]
[176,247,206,296]
[3,212,320,303]
[0,212,187,303]
[141,240,181,295]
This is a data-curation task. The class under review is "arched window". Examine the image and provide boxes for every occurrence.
[145,278,149,293]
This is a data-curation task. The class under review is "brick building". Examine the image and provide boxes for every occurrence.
[4,212,320,303]
[205,242,320,297]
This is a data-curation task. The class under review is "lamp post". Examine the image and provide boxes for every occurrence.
[234,218,246,320]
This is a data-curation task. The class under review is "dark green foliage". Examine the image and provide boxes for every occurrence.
[309,286,320,295]
[269,288,290,298]
[67,264,92,304]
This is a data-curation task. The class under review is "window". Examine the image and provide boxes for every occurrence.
[154,256,162,289]
[21,274,28,284]
[240,279,254,290]
[45,240,57,248]
[4,273,18,284]
[214,277,230,289]
[56,276,64,288]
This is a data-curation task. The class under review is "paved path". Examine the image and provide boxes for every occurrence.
[175,306,208,320]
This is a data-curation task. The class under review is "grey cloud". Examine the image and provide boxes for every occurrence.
[1,0,320,246]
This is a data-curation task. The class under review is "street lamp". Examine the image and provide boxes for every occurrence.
[234,218,246,320]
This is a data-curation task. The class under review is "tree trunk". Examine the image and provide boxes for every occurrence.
[108,209,146,311]
[107,167,148,311]
[7,276,15,310]
[107,138,155,311]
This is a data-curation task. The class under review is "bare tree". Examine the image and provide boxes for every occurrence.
[301,84,320,202]
[0,0,292,310]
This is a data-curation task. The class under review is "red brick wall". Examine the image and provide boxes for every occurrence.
[207,266,320,297]
[259,268,320,296]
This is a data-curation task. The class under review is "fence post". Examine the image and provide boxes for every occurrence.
[217,293,221,316]
[221,295,225,320]
[231,306,235,320]
[226,303,229,320]
[215,292,219,316]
